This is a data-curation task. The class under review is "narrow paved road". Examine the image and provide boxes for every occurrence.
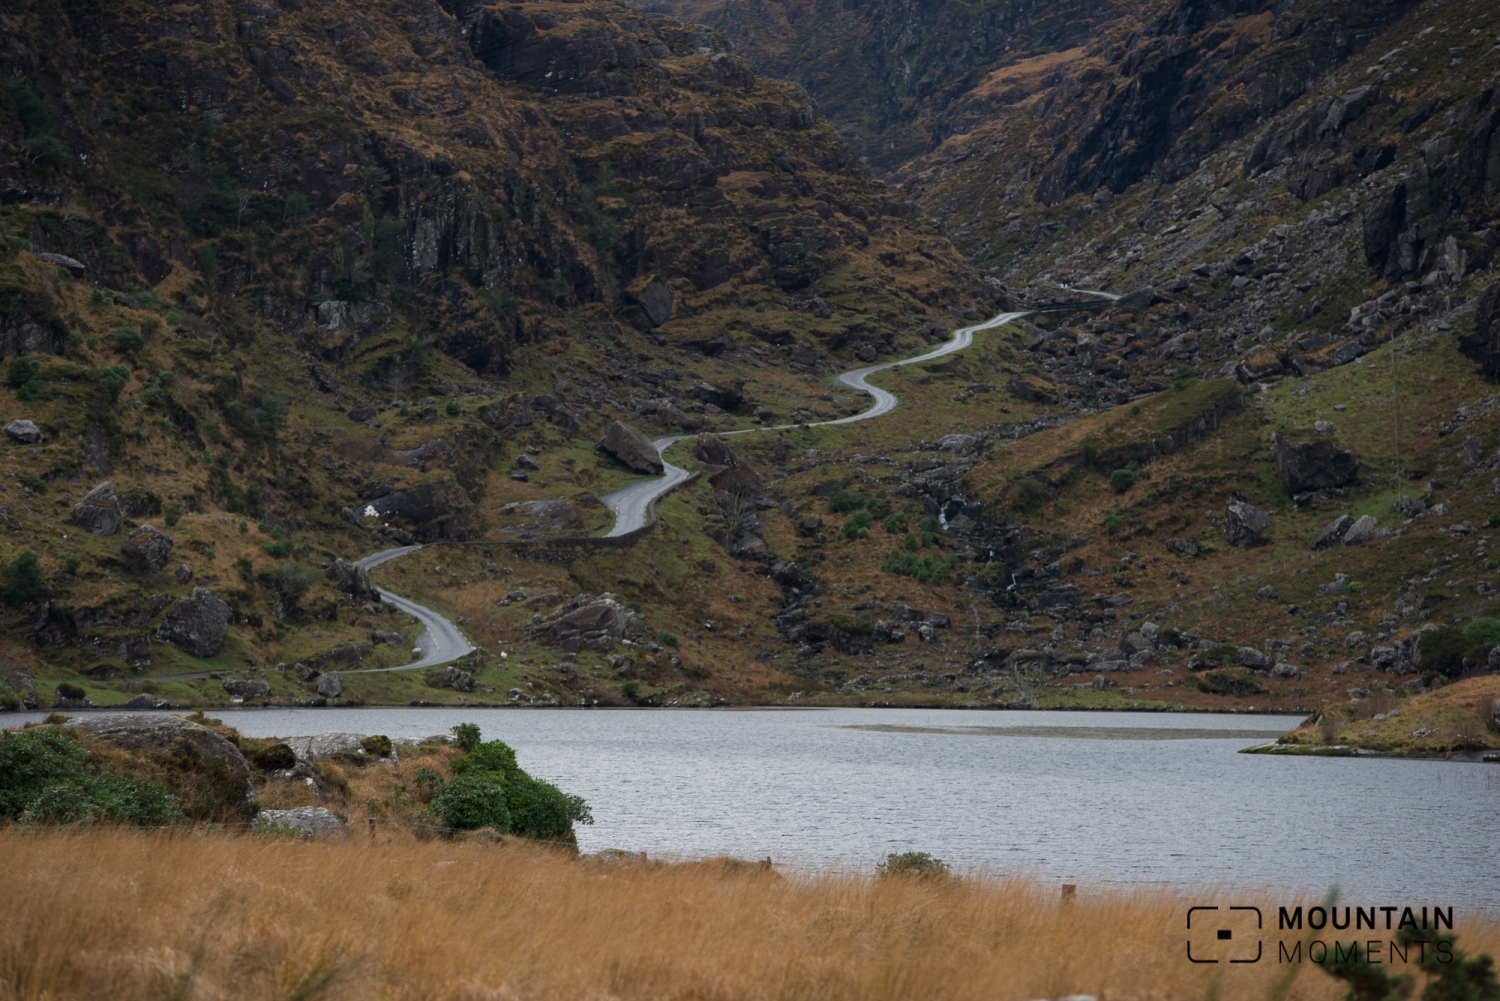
[600,308,1031,537]
[344,546,475,673]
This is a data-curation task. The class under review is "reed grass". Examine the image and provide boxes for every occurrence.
[2,828,1494,1001]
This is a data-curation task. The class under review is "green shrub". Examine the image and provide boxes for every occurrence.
[882,512,908,534]
[1417,627,1479,680]
[20,474,45,494]
[6,355,39,389]
[64,556,80,573]
[841,509,872,540]
[444,400,461,417]
[1104,513,1126,536]
[0,727,181,825]
[1325,926,1497,1001]
[1489,513,1500,529]
[1463,618,1500,649]
[247,743,297,770]
[621,680,642,701]
[112,326,144,352]
[1010,476,1047,513]
[877,852,950,878]
[56,683,85,701]
[0,551,47,606]
[428,773,511,831]
[164,504,182,527]
[658,630,679,648]
[826,486,867,513]
[1109,468,1136,493]
[260,539,293,558]
[881,549,959,584]
[450,723,482,753]
[91,365,129,405]
[1195,668,1266,697]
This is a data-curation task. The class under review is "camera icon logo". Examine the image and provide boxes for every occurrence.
[1187,906,1263,964]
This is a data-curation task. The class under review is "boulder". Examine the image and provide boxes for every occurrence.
[1312,514,1353,549]
[1165,537,1200,557]
[157,587,232,657]
[316,672,343,698]
[71,481,123,536]
[325,559,379,602]
[1458,280,1500,380]
[1341,514,1380,546]
[64,713,254,815]
[1224,501,1271,547]
[692,382,743,411]
[424,666,474,691]
[1270,662,1302,679]
[2,671,38,710]
[281,732,391,760]
[175,564,193,584]
[596,421,664,474]
[626,279,674,328]
[1235,646,1271,670]
[4,419,42,444]
[119,524,174,573]
[254,806,348,838]
[528,593,637,652]
[223,678,270,700]
[123,694,170,709]
[1275,440,1358,497]
[1393,495,1426,517]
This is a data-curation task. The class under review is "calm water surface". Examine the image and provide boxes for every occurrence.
[31,707,1500,904]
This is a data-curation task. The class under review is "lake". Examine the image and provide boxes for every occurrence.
[20,707,1500,905]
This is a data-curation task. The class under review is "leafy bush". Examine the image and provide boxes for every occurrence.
[1489,512,1500,529]
[450,723,482,753]
[428,773,512,831]
[444,400,461,417]
[260,539,293,558]
[91,364,130,405]
[881,549,959,584]
[7,355,39,389]
[361,735,393,757]
[112,326,144,352]
[826,486,867,513]
[1010,476,1047,513]
[1418,627,1481,680]
[1109,468,1136,493]
[164,504,182,527]
[658,630,679,648]
[247,743,297,770]
[0,727,181,826]
[1194,668,1266,697]
[877,852,950,878]
[1,551,47,606]
[1104,513,1126,536]
[882,512,908,533]
[841,509,872,540]
[1463,618,1500,649]
[1325,926,1497,1001]
[621,680,642,702]
[56,683,85,701]
[20,474,46,494]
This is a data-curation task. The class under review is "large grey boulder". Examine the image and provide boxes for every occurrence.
[316,672,343,698]
[2,671,38,710]
[325,559,378,602]
[424,665,474,691]
[223,678,270,700]
[596,421,664,474]
[528,593,638,653]
[280,732,393,760]
[4,419,42,444]
[1224,501,1272,547]
[71,481,123,535]
[626,279,674,328]
[123,694,171,709]
[119,524,174,573]
[1312,514,1353,549]
[253,806,348,838]
[1341,514,1380,546]
[64,713,254,815]
[157,587,231,657]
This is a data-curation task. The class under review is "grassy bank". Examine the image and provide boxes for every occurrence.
[1,828,1497,1001]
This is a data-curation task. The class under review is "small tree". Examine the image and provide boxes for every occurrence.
[1,552,47,606]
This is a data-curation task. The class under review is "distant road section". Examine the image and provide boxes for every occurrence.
[349,546,475,673]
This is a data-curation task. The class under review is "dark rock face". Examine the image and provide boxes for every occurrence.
[223,678,270,700]
[71,481,123,536]
[626,279,675,328]
[692,381,743,410]
[4,419,42,444]
[157,588,232,658]
[316,672,343,698]
[3,671,38,710]
[119,525,174,574]
[325,559,379,602]
[424,665,474,691]
[528,593,638,652]
[1275,440,1359,497]
[64,713,255,816]
[1313,514,1354,549]
[597,420,664,474]
[1224,501,1271,547]
[1460,281,1500,380]
[254,806,348,838]
[345,482,470,542]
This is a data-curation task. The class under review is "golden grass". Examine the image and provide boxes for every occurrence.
[3,828,1496,1001]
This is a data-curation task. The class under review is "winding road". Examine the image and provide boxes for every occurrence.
[345,546,476,674]
[600,307,1031,537]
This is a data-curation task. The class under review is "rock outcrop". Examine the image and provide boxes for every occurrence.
[254,806,348,838]
[4,419,41,444]
[70,481,123,536]
[1224,501,1271,547]
[527,593,639,652]
[325,559,379,602]
[1275,440,1358,498]
[424,666,474,691]
[64,713,255,816]
[597,421,664,474]
[223,678,270,700]
[157,588,232,658]
[316,672,343,698]
[119,525,174,574]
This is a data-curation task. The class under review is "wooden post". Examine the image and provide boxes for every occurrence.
[1061,883,1077,904]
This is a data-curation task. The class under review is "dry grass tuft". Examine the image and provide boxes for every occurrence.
[1,828,1496,1001]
